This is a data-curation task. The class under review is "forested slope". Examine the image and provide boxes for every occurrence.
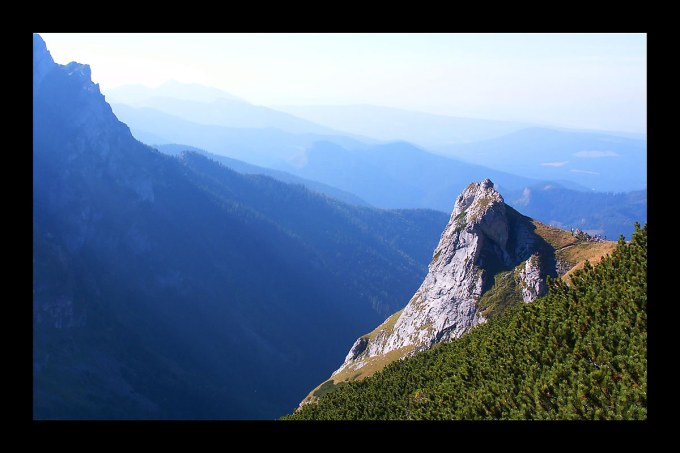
[286,224,647,420]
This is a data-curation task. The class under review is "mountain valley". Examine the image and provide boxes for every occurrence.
[33,33,647,421]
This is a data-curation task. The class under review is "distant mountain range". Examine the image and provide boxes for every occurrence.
[106,80,245,104]
[110,103,370,168]
[107,82,341,136]
[108,81,645,239]
[277,104,534,146]
[33,34,448,419]
[503,183,647,239]
[107,83,646,194]
[433,127,647,193]
[155,144,370,207]
[277,140,537,209]
[156,142,646,240]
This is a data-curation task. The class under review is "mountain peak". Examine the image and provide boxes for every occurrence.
[453,179,504,223]
[445,178,509,258]
[33,35,136,162]
[33,33,55,89]
[33,33,50,57]
[299,179,521,404]
[299,179,617,408]
[64,61,92,81]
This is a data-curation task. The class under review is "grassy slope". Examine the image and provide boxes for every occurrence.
[300,309,411,405]
[286,224,646,419]
[561,242,618,282]
[532,220,617,277]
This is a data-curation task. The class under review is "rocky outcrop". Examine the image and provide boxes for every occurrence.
[327,179,559,384]
[33,33,133,155]
[518,254,547,302]
[33,33,157,223]
[33,34,55,91]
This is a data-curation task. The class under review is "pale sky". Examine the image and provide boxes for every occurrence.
[39,33,646,133]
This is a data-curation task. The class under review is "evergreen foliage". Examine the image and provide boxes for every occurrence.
[286,224,647,420]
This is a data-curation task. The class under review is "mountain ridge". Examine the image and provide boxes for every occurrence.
[277,104,534,146]
[33,33,449,419]
[111,99,645,239]
[433,127,647,193]
[154,143,371,207]
[109,102,371,168]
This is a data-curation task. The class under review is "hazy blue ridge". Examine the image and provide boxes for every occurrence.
[155,143,371,207]
[33,33,448,419]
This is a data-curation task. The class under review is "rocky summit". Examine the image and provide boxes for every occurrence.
[300,178,616,406]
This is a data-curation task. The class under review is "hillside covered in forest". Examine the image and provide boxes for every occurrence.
[285,223,647,420]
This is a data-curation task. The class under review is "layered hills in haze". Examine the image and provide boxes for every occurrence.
[154,142,646,240]
[33,34,448,419]
[277,104,533,146]
[106,82,350,136]
[434,127,647,193]
[278,104,646,193]
[155,143,370,207]
[109,85,646,240]
[110,102,369,168]
[504,183,647,239]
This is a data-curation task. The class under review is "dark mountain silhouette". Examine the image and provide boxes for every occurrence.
[33,34,448,419]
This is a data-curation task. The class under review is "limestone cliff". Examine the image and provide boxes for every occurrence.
[300,179,615,407]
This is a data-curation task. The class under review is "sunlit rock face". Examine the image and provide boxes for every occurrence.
[332,179,556,379]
